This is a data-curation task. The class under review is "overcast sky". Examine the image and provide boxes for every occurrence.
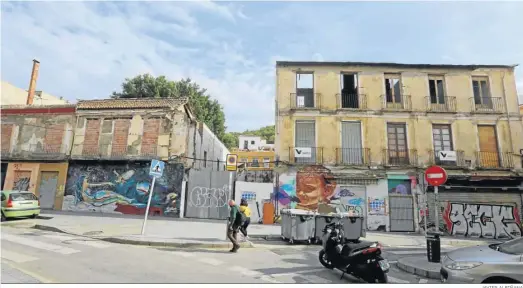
[2,1,522,132]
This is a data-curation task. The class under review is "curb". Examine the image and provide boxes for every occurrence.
[248,234,283,241]
[396,257,440,280]
[32,224,254,249]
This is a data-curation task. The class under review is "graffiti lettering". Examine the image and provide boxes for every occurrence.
[443,202,522,239]
[13,177,30,191]
[189,185,229,208]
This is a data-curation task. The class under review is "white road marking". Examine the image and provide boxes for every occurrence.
[229,266,263,277]
[41,234,112,249]
[2,234,80,255]
[169,251,192,258]
[386,249,450,255]
[300,274,332,283]
[270,268,326,277]
[197,257,224,266]
[388,276,410,284]
[388,260,398,264]
[259,275,283,284]
[0,250,39,263]
[419,278,429,283]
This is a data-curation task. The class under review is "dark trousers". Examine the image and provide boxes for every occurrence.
[241,218,251,236]
[227,225,239,247]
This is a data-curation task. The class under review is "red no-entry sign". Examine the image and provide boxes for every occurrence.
[425,166,448,187]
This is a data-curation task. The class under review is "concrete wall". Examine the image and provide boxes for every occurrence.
[235,181,274,223]
[3,162,68,210]
[188,122,229,171]
[62,162,184,217]
[1,81,68,105]
[276,64,523,170]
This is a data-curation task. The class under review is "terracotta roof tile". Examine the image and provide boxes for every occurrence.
[76,98,188,110]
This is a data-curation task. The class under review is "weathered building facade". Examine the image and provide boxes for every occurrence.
[274,61,523,238]
[1,104,76,210]
[61,98,231,219]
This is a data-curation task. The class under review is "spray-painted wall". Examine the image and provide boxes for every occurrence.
[184,169,232,219]
[274,166,389,231]
[235,181,273,223]
[62,162,184,217]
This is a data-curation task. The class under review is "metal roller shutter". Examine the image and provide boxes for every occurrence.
[425,191,523,239]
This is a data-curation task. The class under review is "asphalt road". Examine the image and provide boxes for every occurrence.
[1,225,440,284]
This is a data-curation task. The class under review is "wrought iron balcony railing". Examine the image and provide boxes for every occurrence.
[72,144,159,160]
[475,151,514,169]
[288,146,323,164]
[470,97,504,113]
[336,93,368,110]
[382,149,418,166]
[425,96,457,113]
[290,92,322,110]
[428,150,466,167]
[336,148,371,165]
[380,95,412,111]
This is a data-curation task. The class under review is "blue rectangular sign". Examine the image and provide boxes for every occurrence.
[149,159,165,177]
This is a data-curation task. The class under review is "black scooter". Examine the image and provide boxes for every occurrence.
[318,221,390,283]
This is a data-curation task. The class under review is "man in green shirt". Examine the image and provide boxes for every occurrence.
[227,199,242,252]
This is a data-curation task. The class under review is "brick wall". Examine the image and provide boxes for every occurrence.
[83,119,101,155]
[141,118,160,156]
[112,119,130,155]
[1,124,13,152]
[43,123,65,153]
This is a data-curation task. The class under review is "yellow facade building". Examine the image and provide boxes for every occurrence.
[234,149,275,170]
[274,61,523,237]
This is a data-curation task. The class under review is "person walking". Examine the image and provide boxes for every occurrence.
[227,199,242,252]
[239,198,251,238]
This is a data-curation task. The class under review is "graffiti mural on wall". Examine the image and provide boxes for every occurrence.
[63,162,184,217]
[442,202,522,239]
[13,171,31,191]
[188,185,229,208]
[387,179,412,195]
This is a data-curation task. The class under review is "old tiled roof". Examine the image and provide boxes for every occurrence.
[76,98,188,110]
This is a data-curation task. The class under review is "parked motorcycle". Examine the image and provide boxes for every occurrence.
[318,221,390,283]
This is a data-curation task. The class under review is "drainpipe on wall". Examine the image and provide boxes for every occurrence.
[26,59,40,105]
[501,72,515,156]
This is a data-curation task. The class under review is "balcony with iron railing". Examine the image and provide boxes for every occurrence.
[288,147,323,164]
[470,97,504,114]
[425,96,457,113]
[382,149,418,166]
[335,148,371,166]
[0,144,67,160]
[428,150,466,167]
[336,93,368,110]
[475,151,514,169]
[71,144,160,160]
[380,95,412,111]
[290,92,322,110]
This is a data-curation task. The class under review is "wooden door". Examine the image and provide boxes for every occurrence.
[478,125,499,168]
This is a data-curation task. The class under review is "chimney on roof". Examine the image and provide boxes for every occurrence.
[26,59,40,105]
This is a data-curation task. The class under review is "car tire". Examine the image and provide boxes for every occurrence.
[30,214,37,219]
[1,212,6,222]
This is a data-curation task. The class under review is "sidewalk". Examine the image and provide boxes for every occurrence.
[1,211,499,250]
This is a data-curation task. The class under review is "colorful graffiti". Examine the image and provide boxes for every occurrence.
[272,166,337,211]
[368,197,387,215]
[442,202,522,239]
[63,162,184,217]
[387,179,412,195]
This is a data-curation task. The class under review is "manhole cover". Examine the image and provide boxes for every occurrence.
[82,231,103,236]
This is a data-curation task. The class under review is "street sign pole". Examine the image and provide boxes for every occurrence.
[141,176,156,235]
[142,159,165,236]
[424,166,448,234]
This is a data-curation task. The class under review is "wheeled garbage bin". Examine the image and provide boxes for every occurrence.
[339,214,366,241]
[313,213,338,244]
[426,232,441,263]
[280,209,316,244]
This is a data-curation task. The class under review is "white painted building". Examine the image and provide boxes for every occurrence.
[238,135,274,151]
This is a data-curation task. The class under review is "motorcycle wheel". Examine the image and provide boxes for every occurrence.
[318,250,334,269]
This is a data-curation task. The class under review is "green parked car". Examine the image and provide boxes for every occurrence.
[1,190,40,222]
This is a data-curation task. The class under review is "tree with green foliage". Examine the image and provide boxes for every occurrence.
[111,74,226,140]
[223,125,275,149]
